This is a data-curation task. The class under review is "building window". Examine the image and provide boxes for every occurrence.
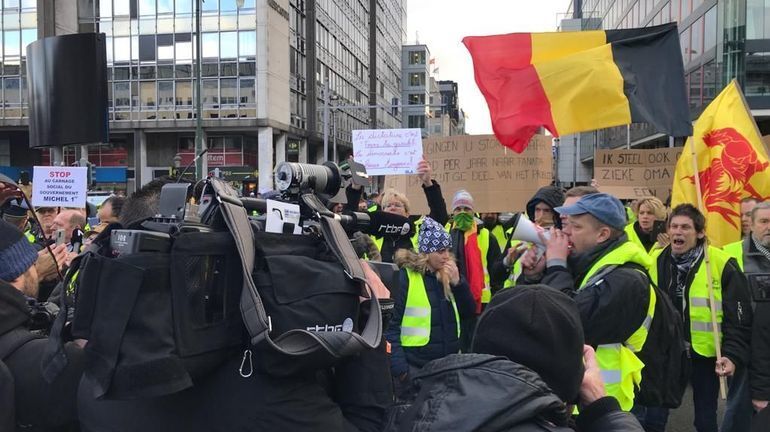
[704,7,716,52]
[747,0,764,39]
[408,93,425,105]
[409,72,425,87]
[703,60,717,103]
[680,27,690,64]
[175,80,192,105]
[746,52,770,96]
[407,115,425,129]
[689,67,702,109]
[239,31,256,58]
[690,16,703,60]
[408,50,425,65]
[202,32,219,58]
[220,31,237,59]
[158,81,174,107]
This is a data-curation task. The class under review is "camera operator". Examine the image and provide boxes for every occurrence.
[77,176,394,432]
[0,219,85,431]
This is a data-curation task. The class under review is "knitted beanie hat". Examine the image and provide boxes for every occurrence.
[0,219,38,282]
[451,189,474,211]
[419,217,452,254]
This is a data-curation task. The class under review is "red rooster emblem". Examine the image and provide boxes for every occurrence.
[683,128,770,228]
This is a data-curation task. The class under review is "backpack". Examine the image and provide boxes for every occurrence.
[635,277,690,408]
[0,328,41,431]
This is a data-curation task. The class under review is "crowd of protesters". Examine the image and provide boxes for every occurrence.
[1,159,769,432]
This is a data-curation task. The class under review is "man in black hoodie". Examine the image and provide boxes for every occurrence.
[0,219,85,431]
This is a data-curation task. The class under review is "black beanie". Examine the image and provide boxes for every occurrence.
[471,285,585,403]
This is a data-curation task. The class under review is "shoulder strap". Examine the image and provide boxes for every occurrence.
[0,328,40,361]
[582,264,619,289]
[209,178,382,358]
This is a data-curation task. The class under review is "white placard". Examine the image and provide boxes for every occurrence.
[265,199,302,235]
[31,166,88,207]
[352,128,423,176]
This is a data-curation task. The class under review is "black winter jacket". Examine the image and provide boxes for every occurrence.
[385,251,476,376]
[654,244,753,367]
[521,236,650,346]
[0,280,85,431]
[733,237,770,400]
[347,180,449,263]
[385,353,644,432]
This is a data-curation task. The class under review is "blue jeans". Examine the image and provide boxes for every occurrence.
[721,365,752,432]
[634,354,719,432]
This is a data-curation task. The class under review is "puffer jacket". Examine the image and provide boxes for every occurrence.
[384,353,644,432]
[385,250,476,376]
[525,186,565,229]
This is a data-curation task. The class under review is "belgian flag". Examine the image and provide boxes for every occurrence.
[463,23,693,153]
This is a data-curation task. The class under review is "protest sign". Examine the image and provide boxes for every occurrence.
[594,147,681,200]
[352,128,422,176]
[598,185,654,199]
[31,166,87,207]
[384,135,552,214]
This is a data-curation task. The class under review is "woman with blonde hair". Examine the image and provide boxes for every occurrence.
[627,196,669,253]
[385,217,475,397]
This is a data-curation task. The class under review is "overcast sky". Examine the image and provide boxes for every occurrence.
[406,0,571,135]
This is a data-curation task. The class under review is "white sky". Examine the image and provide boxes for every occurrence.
[406,0,572,134]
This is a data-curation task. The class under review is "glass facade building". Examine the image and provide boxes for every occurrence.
[0,0,405,192]
[566,0,770,159]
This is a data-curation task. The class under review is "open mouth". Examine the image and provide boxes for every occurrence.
[672,238,686,247]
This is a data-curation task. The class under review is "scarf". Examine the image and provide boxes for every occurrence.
[459,221,485,314]
[752,235,770,262]
[671,243,703,299]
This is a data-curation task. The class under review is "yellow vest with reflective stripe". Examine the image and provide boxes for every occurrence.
[579,240,655,411]
[722,240,744,270]
[649,245,729,358]
[400,268,460,347]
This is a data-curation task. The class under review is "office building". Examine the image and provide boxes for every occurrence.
[0,0,406,193]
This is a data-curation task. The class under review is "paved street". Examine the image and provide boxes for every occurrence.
[666,386,726,432]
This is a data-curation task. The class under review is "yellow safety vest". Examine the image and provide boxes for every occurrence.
[624,223,665,255]
[445,222,492,304]
[649,245,729,358]
[722,240,744,270]
[626,207,636,224]
[502,227,523,289]
[579,240,656,411]
[400,268,460,347]
[491,224,507,254]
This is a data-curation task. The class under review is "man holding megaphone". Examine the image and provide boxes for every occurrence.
[517,193,655,412]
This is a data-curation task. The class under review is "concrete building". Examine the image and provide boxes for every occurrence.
[401,43,430,135]
[0,0,406,193]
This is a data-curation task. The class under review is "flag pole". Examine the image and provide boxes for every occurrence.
[687,136,728,400]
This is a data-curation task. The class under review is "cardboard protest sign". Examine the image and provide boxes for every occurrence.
[352,128,422,176]
[384,135,553,214]
[594,147,681,200]
[597,185,654,199]
[31,166,87,207]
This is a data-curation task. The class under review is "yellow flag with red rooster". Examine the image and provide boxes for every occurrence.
[672,80,770,247]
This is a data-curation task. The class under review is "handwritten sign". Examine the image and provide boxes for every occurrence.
[352,128,422,176]
[31,166,88,207]
[594,148,682,200]
[384,135,553,214]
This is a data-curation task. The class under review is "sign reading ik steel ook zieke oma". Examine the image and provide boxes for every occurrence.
[31,166,88,207]
[384,135,553,214]
[594,147,682,200]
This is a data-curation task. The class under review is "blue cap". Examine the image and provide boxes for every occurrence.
[554,193,627,231]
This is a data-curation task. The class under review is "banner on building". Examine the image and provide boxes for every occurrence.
[594,147,682,200]
[384,134,553,214]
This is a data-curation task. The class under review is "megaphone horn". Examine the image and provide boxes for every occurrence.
[509,213,549,246]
